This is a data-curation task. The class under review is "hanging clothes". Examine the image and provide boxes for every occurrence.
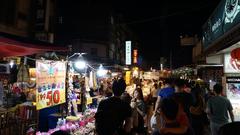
[89,71,94,89]
[85,76,90,92]
[17,64,30,82]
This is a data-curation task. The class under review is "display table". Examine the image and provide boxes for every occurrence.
[36,109,96,135]
[48,113,67,129]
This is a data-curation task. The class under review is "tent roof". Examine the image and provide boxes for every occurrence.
[0,32,68,57]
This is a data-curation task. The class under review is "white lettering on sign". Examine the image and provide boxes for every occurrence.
[212,18,221,32]
[227,78,240,82]
[125,41,132,65]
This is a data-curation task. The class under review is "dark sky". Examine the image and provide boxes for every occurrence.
[58,0,220,68]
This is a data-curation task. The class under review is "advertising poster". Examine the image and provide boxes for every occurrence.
[36,60,67,110]
[226,77,240,121]
[224,53,240,73]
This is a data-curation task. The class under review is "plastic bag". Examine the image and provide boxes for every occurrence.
[150,114,157,130]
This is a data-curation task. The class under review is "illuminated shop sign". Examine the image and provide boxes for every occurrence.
[125,41,132,65]
[133,49,138,64]
[203,0,240,49]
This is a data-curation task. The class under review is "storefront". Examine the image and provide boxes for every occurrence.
[203,0,240,121]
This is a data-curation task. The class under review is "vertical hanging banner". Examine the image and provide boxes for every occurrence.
[125,41,132,65]
[36,60,67,110]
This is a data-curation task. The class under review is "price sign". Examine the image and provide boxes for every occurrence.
[36,60,66,110]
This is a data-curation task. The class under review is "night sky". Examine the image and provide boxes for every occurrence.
[58,0,220,68]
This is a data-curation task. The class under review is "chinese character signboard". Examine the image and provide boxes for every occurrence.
[36,60,66,110]
[125,41,132,65]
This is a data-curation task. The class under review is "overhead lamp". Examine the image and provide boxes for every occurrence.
[74,60,86,70]
[97,64,107,77]
[72,53,87,71]
[9,60,14,68]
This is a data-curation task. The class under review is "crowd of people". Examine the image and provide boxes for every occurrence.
[94,77,235,135]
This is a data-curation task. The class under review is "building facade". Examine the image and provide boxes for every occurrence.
[69,39,110,65]
[55,1,139,66]
[202,0,240,121]
[0,0,55,43]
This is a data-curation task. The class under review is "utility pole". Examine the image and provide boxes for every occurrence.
[170,49,172,70]
[159,58,161,70]
[160,57,166,70]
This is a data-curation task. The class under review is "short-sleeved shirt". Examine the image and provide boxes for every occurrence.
[158,87,175,99]
[95,97,132,135]
[207,96,233,124]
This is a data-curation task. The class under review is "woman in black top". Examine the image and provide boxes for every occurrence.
[131,88,146,135]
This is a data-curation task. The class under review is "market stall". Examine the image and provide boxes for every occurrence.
[0,33,117,134]
[0,33,68,134]
[34,54,120,134]
[36,108,96,135]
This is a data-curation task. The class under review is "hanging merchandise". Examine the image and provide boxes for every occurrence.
[67,62,79,116]
[27,68,36,89]
[17,64,30,83]
[85,75,90,92]
[36,60,67,110]
[0,82,3,106]
[80,78,87,113]
[92,71,98,90]
[89,71,98,90]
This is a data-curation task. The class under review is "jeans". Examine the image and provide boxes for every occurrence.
[210,122,226,135]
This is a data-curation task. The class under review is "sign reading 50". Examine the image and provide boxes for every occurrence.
[38,90,61,106]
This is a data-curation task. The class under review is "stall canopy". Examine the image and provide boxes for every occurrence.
[0,32,68,57]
